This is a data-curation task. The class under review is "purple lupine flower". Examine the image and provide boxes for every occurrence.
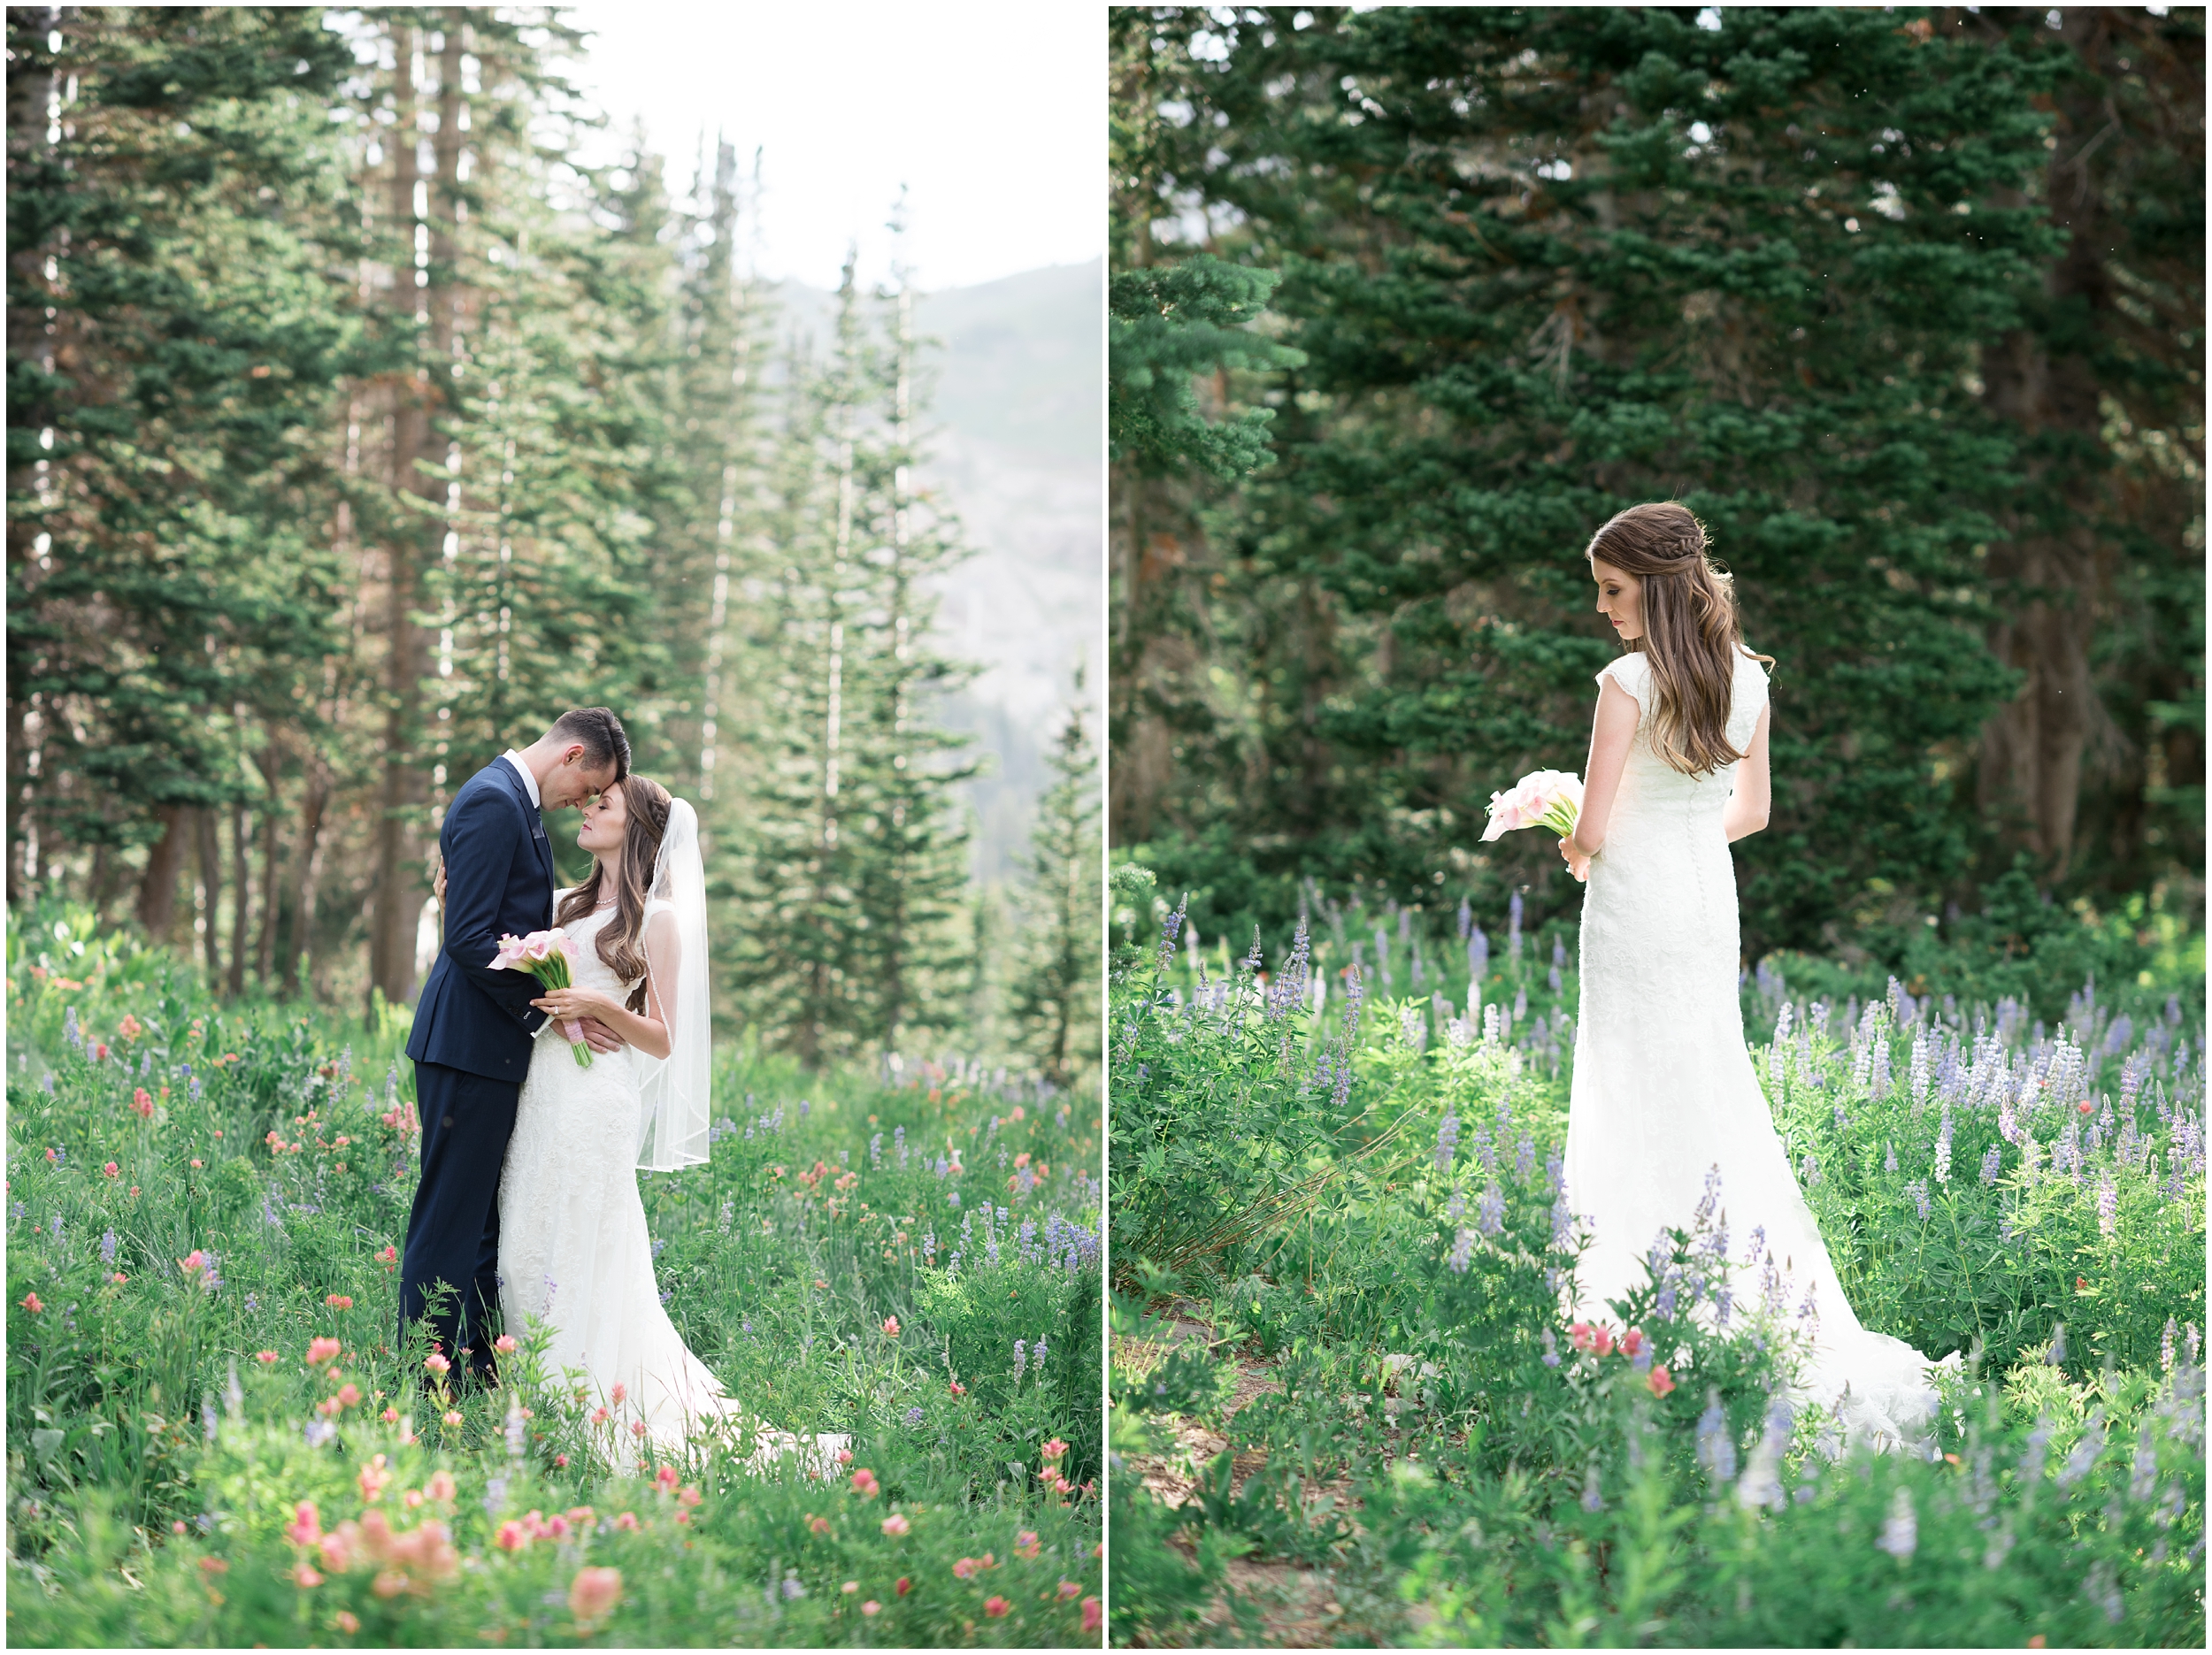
[1714,1282,1732,1327]
[2162,1317,2177,1374]
[2046,1323,2068,1366]
[1800,1152,1819,1187]
[1760,1253,1787,1315]
[63,1007,82,1051]
[1549,1199,1572,1250]
[1540,1327,1560,1367]
[1656,1278,1678,1320]
[1934,1104,1955,1185]
[1906,1179,1931,1221]
[1443,1186,1466,1224]
[2131,1425,2160,1503]
[1516,1136,1536,1183]
[1696,1392,1737,1483]
[1874,1486,1917,1559]
[1508,893,1525,960]
[1012,1340,1027,1382]
[2097,1168,2118,1237]
[1545,1152,1564,1197]
[100,1229,116,1265]
[1155,895,1187,973]
[1476,1182,1505,1238]
[2056,1408,2107,1488]
[1446,1227,1476,1273]
[1797,1280,1819,1338]
[1434,1109,1459,1175]
[1980,1144,2002,1185]
[1884,1140,1898,1173]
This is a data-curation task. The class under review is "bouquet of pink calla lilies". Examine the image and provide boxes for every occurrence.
[1481,769,1584,842]
[490,928,593,1067]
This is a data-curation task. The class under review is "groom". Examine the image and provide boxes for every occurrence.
[400,708,632,1387]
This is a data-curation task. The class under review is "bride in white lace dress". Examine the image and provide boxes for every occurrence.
[1558,502,1948,1450]
[497,775,845,1472]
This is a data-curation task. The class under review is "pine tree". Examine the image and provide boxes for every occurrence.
[5,6,358,946]
[724,249,979,1062]
[1110,5,2065,954]
[844,242,979,1052]
[1009,670,1102,1089]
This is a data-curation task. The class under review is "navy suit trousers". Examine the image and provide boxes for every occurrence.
[399,1061,520,1383]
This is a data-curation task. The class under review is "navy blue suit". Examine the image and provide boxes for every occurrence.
[401,758,556,1378]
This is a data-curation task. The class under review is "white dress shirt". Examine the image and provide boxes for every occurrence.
[502,749,542,811]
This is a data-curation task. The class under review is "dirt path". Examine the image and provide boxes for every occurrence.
[1114,1312,1379,1647]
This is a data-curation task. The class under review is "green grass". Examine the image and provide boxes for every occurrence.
[1107,868,2205,1647]
[5,908,1102,1647]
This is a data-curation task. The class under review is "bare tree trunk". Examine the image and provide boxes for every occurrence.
[195,807,222,982]
[288,753,331,999]
[227,801,252,997]
[1972,9,2124,877]
[254,738,284,987]
[136,804,188,942]
[368,15,470,1015]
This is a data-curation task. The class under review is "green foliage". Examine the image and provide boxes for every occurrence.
[4,914,1100,1644]
[1108,5,2200,963]
[1106,863,2204,1645]
[1008,676,1103,1090]
[721,265,979,1063]
[6,7,362,854]
[1108,257,1305,479]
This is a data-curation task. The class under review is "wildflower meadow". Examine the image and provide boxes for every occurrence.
[1108,864,2205,1646]
[5,909,1102,1647]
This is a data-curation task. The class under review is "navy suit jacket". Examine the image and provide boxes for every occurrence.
[405,760,555,1082]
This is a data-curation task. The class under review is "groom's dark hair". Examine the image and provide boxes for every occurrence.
[549,707,631,780]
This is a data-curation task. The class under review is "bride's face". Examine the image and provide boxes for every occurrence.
[577,785,628,859]
[1591,558,1644,641]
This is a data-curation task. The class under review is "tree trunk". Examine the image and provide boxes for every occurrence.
[136,804,188,942]
[368,17,465,1014]
[288,755,331,999]
[195,806,221,982]
[1972,9,2124,877]
[226,800,251,997]
[254,739,284,986]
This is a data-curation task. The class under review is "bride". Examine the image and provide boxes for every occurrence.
[1557,501,1948,1450]
[495,775,844,1472]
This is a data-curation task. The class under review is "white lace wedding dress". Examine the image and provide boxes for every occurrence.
[1562,647,1948,1450]
[497,899,845,1473]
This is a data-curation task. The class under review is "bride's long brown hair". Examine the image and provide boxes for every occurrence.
[553,774,672,1013]
[1586,502,1774,777]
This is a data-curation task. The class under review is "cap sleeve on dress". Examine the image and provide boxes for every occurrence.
[1728,647,1770,750]
[1596,652,1652,711]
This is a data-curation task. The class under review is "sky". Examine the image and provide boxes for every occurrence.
[562,2,1103,293]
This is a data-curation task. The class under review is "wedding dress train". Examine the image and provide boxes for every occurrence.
[1562,647,1949,1450]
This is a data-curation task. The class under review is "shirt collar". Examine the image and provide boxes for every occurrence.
[501,750,542,811]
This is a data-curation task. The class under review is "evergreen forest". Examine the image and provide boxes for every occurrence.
[1109,5,2203,981]
[8,5,1101,1084]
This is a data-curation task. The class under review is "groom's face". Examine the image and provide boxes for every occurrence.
[541,745,620,811]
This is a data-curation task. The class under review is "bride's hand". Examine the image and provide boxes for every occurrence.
[1559,833,1592,884]
[532,986,616,1022]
